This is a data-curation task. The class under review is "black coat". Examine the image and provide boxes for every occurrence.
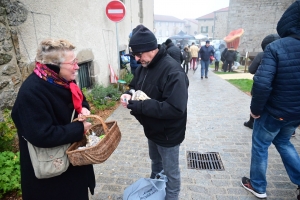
[166,43,183,64]
[128,46,189,147]
[224,50,237,62]
[11,73,95,200]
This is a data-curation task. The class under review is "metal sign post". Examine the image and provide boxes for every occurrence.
[105,0,126,79]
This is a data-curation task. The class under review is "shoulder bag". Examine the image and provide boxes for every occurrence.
[26,110,75,179]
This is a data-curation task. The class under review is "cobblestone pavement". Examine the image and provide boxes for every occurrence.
[91,68,300,200]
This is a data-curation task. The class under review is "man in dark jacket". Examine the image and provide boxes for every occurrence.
[165,38,183,64]
[223,47,237,72]
[243,34,280,129]
[199,40,214,79]
[120,25,189,199]
[241,2,300,199]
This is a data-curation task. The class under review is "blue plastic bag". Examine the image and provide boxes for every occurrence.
[123,170,167,200]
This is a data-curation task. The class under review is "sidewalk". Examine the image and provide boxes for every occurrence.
[91,68,300,200]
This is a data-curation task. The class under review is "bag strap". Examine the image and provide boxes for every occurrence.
[71,109,75,122]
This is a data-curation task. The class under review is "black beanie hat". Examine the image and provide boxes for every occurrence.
[129,25,157,53]
[165,38,172,46]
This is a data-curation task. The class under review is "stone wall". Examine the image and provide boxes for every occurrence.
[228,0,294,52]
[214,11,228,40]
[0,0,27,120]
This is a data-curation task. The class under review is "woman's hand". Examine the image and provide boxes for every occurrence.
[78,107,90,121]
[83,121,92,134]
[81,107,90,115]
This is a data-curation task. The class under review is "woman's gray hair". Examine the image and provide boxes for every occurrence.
[35,39,76,65]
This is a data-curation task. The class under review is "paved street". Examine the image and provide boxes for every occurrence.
[91,69,300,200]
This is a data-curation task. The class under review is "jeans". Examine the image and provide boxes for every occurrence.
[148,139,180,200]
[201,60,210,77]
[250,111,300,193]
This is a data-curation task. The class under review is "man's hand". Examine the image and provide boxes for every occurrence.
[250,111,260,119]
[127,100,142,114]
[120,94,132,108]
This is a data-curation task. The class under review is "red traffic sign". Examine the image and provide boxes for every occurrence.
[106,0,126,22]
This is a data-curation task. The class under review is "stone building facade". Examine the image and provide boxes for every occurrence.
[0,0,154,120]
[196,7,229,39]
[228,0,294,52]
[214,10,228,40]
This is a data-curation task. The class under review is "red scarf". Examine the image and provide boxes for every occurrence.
[34,62,83,113]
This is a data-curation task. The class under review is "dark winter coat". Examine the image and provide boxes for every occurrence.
[11,72,95,200]
[182,50,191,62]
[166,42,183,64]
[224,49,237,63]
[128,45,189,147]
[199,45,214,61]
[221,48,228,62]
[251,1,300,120]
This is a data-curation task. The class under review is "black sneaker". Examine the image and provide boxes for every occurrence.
[297,186,300,200]
[244,121,253,129]
[201,77,203,79]
[205,76,208,78]
[241,177,267,199]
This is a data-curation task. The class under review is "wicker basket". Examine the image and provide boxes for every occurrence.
[66,115,121,166]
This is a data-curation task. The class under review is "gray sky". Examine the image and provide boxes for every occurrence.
[154,0,230,20]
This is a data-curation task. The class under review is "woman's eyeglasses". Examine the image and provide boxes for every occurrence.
[131,52,144,58]
[61,58,78,66]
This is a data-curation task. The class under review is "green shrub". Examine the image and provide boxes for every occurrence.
[123,72,134,85]
[0,109,17,152]
[0,151,21,198]
[83,84,121,111]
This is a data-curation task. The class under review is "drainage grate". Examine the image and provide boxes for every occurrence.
[186,151,225,170]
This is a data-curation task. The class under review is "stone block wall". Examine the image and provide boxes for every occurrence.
[214,11,228,40]
[228,0,294,52]
[0,1,26,120]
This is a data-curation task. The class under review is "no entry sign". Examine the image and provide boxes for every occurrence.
[105,0,126,22]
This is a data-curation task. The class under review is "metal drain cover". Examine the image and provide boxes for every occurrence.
[187,151,225,170]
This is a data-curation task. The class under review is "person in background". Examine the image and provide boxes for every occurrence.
[221,47,228,72]
[243,34,280,130]
[189,42,199,70]
[11,39,95,200]
[165,38,183,64]
[120,25,189,200]
[198,40,214,79]
[241,2,300,199]
[182,46,192,74]
[214,47,221,71]
[223,46,237,72]
[128,47,141,75]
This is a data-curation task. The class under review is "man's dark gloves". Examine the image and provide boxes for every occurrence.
[127,100,143,114]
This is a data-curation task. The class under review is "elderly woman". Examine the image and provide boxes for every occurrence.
[11,39,95,200]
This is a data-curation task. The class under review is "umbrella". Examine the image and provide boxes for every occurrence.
[169,34,195,40]
[194,34,207,40]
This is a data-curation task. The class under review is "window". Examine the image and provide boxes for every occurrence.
[78,61,92,89]
[201,26,208,33]
[159,30,162,36]
[166,22,169,26]
[166,30,169,36]
[158,22,161,26]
